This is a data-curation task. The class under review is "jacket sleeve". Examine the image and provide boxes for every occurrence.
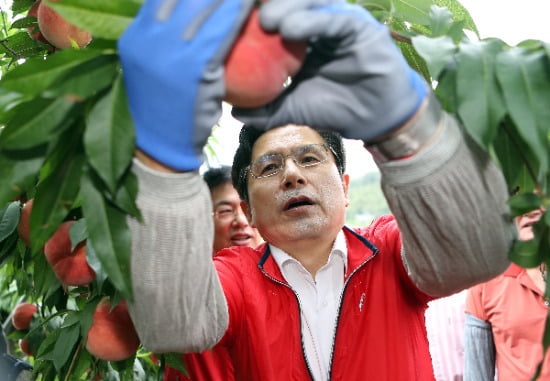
[463,313,496,380]
[126,159,229,353]
[371,92,514,297]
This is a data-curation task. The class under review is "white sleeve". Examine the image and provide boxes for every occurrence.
[126,159,228,353]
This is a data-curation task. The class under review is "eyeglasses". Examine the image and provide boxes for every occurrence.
[212,206,242,220]
[247,143,333,179]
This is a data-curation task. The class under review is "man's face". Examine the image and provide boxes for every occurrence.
[515,208,544,241]
[242,125,349,252]
[211,182,262,253]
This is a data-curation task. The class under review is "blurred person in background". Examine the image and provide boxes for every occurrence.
[204,166,263,254]
[464,207,548,380]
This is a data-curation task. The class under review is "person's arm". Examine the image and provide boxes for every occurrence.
[117,0,254,352]
[126,159,227,353]
[463,313,496,381]
[371,92,513,297]
[233,1,514,297]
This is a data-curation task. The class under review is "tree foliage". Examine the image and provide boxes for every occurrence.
[0,0,548,379]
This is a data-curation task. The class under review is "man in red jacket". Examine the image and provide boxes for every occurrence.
[118,0,514,379]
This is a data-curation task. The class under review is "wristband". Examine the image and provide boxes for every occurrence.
[364,92,443,162]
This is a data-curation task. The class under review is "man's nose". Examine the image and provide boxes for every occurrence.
[281,158,306,189]
[231,208,249,226]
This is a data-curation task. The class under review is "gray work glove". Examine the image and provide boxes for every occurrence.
[232,0,428,142]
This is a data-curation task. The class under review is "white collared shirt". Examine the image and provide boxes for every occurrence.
[270,230,348,381]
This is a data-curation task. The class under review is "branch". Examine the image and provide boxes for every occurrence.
[0,39,24,59]
[390,30,412,45]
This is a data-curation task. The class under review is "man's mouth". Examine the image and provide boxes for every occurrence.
[284,196,314,211]
[231,233,253,244]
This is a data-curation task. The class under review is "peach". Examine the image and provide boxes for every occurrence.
[12,302,38,330]
[86,298,140,361]
[44,220,96,286]
[37,0,91,49]
[19,338,34,357]
[224,6,306,108]
[17,199,33,247]
[27,1,50,44]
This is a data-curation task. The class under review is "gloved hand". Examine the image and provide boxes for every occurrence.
[118,0,254,171]
[232,0,428,142]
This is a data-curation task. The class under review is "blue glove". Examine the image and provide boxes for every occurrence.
[232,0,428,142]
[118,0,253,171]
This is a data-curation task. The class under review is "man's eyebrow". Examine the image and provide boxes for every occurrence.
[255,146,303,158]
[255,151,280,158]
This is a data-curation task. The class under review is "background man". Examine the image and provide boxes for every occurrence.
[204,166,262,254]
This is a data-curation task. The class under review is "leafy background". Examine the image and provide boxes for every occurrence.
[0,0,548,379]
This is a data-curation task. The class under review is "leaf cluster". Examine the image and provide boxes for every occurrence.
[0,0,168,379]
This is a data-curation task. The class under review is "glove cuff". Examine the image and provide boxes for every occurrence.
[364,91,443,162]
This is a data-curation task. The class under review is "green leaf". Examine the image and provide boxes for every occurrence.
[0,96,75,150]
[507,192,543,217]
[509,238,540,268]
[393,0,432,26]
[0,48,102,97]
[0,201,21,243]
[62,310,81,328]
[80,297,99,339]
[492,119,539,193]
[0,31,48,59]
[396,39,431,82]
[69,218,87,252]
[35,324,62,359]
[48,54,119,100]
[32,252,62,301]
[12,0,34,14]
[30,149,85,253]
[114,170,142,221]
[0,88,26,126]
[456,39,507,148]
[45,0,141,40]
[11,15,36,29]
[81,168,133,300]
[85,75,135,194]
[427,6,453,37]
[0,154,43,206]
[496,48,550,177]
[433,0,478,35]
[84,239,108,291]
[412,35,457,79]
[165,352,188,376]
[434,61,457,113]
[51,323,80,371]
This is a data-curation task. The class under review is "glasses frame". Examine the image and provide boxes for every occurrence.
[212,206,242,220]
[246,143,334,180]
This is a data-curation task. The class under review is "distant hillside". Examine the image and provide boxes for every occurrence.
[346,171,390,227]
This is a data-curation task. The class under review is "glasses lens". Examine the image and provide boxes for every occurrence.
[249,144,330,179]
[215,207,235,220]
[250,153,283,179]
[294,144,329,167]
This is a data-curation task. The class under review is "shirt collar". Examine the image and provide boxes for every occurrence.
[270,230,348,274]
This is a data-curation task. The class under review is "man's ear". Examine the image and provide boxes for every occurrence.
[241,200,254,227]
[343,174,350,207]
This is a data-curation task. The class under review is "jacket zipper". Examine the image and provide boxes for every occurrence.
[327,253,378,380]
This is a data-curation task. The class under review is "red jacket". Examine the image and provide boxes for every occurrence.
[166,216,436,380]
